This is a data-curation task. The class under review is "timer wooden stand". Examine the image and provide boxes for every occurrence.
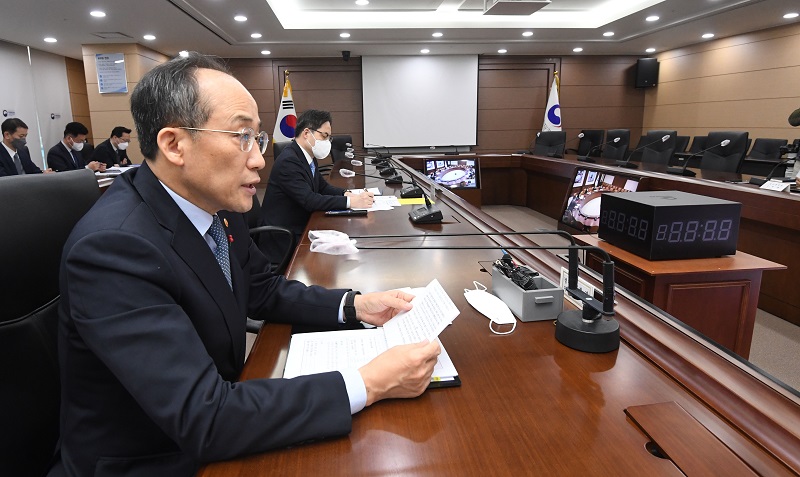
[575,235,785,358]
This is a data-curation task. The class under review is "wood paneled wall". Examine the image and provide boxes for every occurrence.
[65,57,93,143]
[227,55,645,182]
[644,21,800,142]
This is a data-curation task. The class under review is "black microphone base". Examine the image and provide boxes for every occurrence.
[577,156,596,163]
[378,167,396,177]
[555,309,620,353]
[371,158,388,165]
[384,175,403,184]
[400,184,423,198]
[665,166,696,177]
[408,205,443,224]
[615,160,639,169]
[546,153,564,158]
[748,177,768,186]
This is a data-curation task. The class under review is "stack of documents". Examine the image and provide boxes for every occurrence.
[283,279,461,387]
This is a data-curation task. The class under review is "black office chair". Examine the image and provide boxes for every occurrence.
[569,129,604,157]
[674,136,690,153]
[688,136,708,153]
[639,130,678,165]
[330,135,354,163]
[0,169,100,477]
[273,141,292,160]
[627,135,647,162]
[600,129,630,160]
[699,131,750,173]
[747,138,788,160]
[530,131,567,157]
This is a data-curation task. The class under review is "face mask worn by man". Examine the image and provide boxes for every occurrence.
[117,141,129,151]
[71,139,85,152]
[11,138,26,150]
[306,132,332,160]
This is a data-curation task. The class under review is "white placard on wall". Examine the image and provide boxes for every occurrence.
[96,53,128,94]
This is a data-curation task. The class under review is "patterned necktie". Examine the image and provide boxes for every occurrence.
[13,152,24,174]
[310,160,316,177]
[208,215,232,290]
[71,150,80,168]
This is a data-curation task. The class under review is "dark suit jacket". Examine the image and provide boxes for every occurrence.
[260,140,347,238]
[47,142,84,172]
[92,138,130,167]
[52,162,352,476]
[0,145,42,176]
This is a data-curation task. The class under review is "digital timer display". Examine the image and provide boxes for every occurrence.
[598,191,741,260]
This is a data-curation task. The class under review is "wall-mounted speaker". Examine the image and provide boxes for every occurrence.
[635,58,659,88]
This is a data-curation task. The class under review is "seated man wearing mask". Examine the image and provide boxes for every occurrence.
[0,118,53,176]
[260,110,373,263]
[47,121,105,172]
[92,126,133,167]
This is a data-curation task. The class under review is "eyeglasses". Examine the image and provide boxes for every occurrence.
[311,129,331,141]
[178,127,268,154]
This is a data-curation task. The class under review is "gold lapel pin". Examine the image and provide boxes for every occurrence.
[223,218,229,227]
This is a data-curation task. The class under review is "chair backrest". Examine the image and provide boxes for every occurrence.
[747,138,788,160]
[0,169,100,477]
[700,131,750,173]
[639,130,677,165]
[688,136,708,153]
[531,131,567,157]
[627,135,647,162]
[245,195,296,275]
[601,129,630,160]
[273,141,292,160]
[674,136,690,153]
[330,135,353,163]
[576,130,604,156]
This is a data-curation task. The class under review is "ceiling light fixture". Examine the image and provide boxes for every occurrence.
[421,48,430,54]
[90,11,106,18]
[143,34,156,41]
[261,50,271,55]
[340,32,351,38]
[179,50,189,57]
[702,33,714,39]
[784,12,799,19]
[432,32,443,38]
[355,0,369,5]
[251,33,262,39]
[44,37,57,43]
[646,48,656,53]
[646,15,659,22]
[522,31,533,37]
[573,47,583,52]
[498,49,507,54]
[234,15,247,22]
[603,31,614,37]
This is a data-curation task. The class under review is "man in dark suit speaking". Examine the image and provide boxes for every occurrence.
[50,53,440,476]
[91,126,133,167]
[0,118,53,176]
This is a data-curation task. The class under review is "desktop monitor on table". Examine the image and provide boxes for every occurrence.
[559,168,640,234]
[424,158,480,190]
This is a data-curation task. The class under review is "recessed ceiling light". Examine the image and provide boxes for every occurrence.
[702,33,715,39]
[143,34,156,41]
[355,0,369,5]
[573,47,583,52]
[251,33,262,39]
[603,31,614,37]
[784,12,799,19]
[420,48,430,54]
[179,50,189,57]
[234,15,247,22]
[432,32,443,38]
[44,37,57,43]
[646,48,656,53]
[261,50,271,55]
[90,10,106,18]
[522,31,533,37]
[498,49,507,54]
[646,15,659,22]
[340,32,351,38]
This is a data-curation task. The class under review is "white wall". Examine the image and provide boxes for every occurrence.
[0,40,72,168]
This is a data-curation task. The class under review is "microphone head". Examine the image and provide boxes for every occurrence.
[613,137,620,143]
[578,133,584,138]
[339,169,356,178]
[345,151,355,159]
[350,159,363,166]
[537,132,541,137]
[346,147,354,153]
[789,107,800,127]
[345,142,353,147]
[661,135,670,142]
[720,139,731,147]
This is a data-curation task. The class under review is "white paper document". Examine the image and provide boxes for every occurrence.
[283,279,460,383]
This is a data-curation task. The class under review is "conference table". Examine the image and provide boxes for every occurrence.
[199,160,800,476]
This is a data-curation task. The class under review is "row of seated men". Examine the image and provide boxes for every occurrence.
[525,129,799,176]
[0,118,132,177]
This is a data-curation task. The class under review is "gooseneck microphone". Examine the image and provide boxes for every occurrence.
[747,158,794,186]
[665,139,730,177]
[616,134,670,169]
[339,168,403,185]
[545,132,584,158]
[578,137,621,163]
